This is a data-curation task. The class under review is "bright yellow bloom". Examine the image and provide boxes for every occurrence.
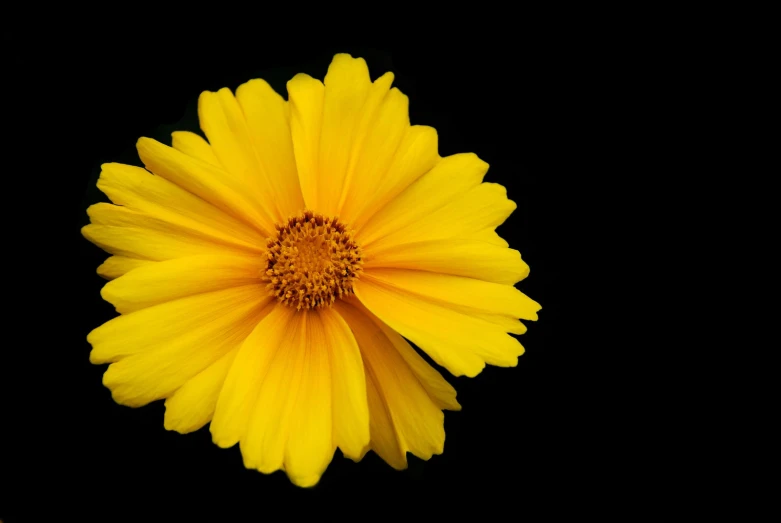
[83,53,541,487]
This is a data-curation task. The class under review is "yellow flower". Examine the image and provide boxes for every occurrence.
[83,53,541,487]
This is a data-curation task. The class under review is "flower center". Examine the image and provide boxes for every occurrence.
[262,210,363,310]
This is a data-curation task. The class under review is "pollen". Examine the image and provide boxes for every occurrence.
[262,210,364,310]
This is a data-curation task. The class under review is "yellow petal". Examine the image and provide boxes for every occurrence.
[96,162,264,249]
[137,137,274,237]
[287,55,439,223]
[356,152,486,246]
[235,79,305,219]
[360,268,538,336]
[90,286,272,407]
[238,308,369,487]
[354,277,525,377]
[171,131,220,166]
[315,54,372,215]
[350,125,439,232]
[364,238,530,285]
[336,73,409,222]
[88,284,270,364]
[339,299,460,412]
[163,347,238,434]
[366,182,516,252]
[100,253,263,314]
[287,73,325,210]
[211,304,294,449]
[96,256,154,280]
[239,309,307,475]
[362,268,540,321]
[198,88,287,226]
[471,312,529,336]
[365,369,406,469]
[337,300,458,469]
[82,204,255,261]
[322,307,370,460]
[282,312,335,488]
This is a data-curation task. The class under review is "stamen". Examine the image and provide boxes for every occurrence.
[262,210,363,310]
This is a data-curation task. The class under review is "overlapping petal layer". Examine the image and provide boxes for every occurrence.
[84,52,539,487]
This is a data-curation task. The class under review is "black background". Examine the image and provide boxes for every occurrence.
[5,31,668,521]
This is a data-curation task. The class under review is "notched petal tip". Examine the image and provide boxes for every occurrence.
[289,473,323,489]
[134,137,158,160]
[169,130,192,144]
[95,264,112,280]
[241,458,327,489]
[109,391,143,408]
[443,388,463,411]
[506,355,522,368]
[508,249,531,284]
[524,299,542,321]
[199,87,236,115]
[162,403,183,433]
[286,72,323,90]
[209,426,237,449]
[413,124,440,156]
[197,88,223,101]
[86,327,112,365]
[98,162,118,175]
[461,151,489,172]
[482,182,517,212]
[459,360,488,378]
[162,417,179,433]
[163,402,200,435]
[86,326,97,347]
[329,52,367,68]
[102,372,145,408]
[375,71,395,86]
[239,78,262,88]
[344,444,372,464]
[385,452,410,471]
[98,283,121,313]
[235,77,278,102]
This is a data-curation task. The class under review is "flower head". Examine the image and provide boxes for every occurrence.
[83,53,541,487]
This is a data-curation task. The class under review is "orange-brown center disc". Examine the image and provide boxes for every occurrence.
[262,211,364,310]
